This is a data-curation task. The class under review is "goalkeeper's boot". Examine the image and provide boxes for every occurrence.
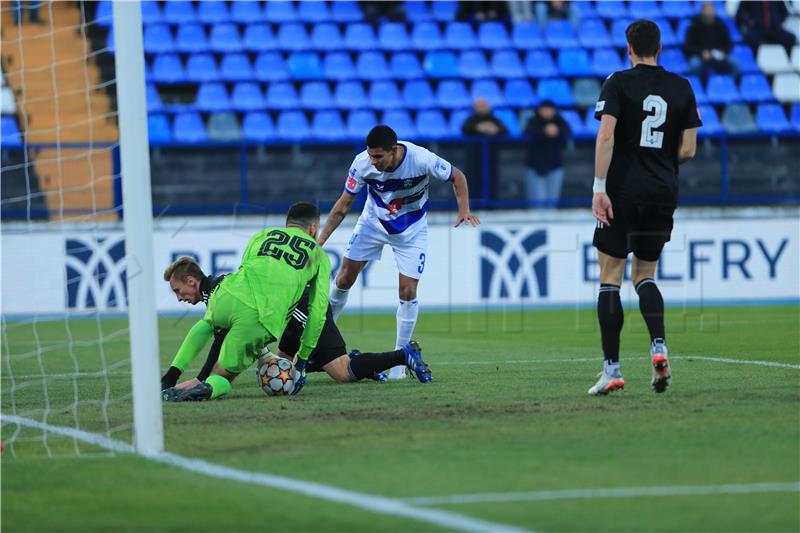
[587,367,625,396]
[348,350,388,382]
[162,382,213,402]
[650,338,671,394]
[402,340,431,384]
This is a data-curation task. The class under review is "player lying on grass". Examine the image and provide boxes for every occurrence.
[161,284,432,392]
[160,202,330,401]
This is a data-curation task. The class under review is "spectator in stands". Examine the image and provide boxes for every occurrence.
[535,1,577,26]
[736,0,797,54]
[359,1,405,23]
[458,1,508,21]
[523,100,570,208]
[509,0,535,22]
[462,98,508,136]
[685,2,738,78]
[13,1,43,25]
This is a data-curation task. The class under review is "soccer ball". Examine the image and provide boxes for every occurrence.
[257,355,295,396]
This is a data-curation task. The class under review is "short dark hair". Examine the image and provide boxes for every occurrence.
[626,19,661,58]
[366,125,397,151]
[164,257,205,282]
[286,202,320,227]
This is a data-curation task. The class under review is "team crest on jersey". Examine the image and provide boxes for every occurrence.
[346,175,358,191]
[435,158,448,172]
[65,236,128,310]
[480,228,548,300]
[596,100,605,112]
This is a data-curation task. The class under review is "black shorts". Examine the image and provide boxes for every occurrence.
[278,305,346,373]
[592,201,675,261]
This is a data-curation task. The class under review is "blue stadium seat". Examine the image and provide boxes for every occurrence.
[357,52,391,80]
[572,1,596,18]
[445,22,478,50]
[148,114,171,143]
[287,53,323,79]
[578,19,611,48]
[431,1,459,21]
[403,80,436,109]
[185,54,218,83]
[492,50,525,78]
[344,23,377,51]
[197,1,230,24]
[629,1,661,19]
[412,22,444,50]
[740,74,775,103]
[583,107,600,137]
[676,18,691,42]
[706,75,740,105]
[141,1,161,25]
[662,1,695,19]
[755,103,791,133]
[478,22,512,49]
[1,116,21,146]
[560,109,586,137]
[277,111,311,140]
[278,23,310,51]
[175,24,208,53]
[331,1,363,22]
[390,53,424,80]
[242,112,276,141]
[471,79,505,107]
[592,48,624,77]
[504,79,538,107]
[144,25,175,54]
[558,49,592,76]
[312,110,348,140]
[173,112,207,143]
[404,0,430,22]
[146,84,163,112]
[544,20,578,48]
[255,53,289,82]
[151,54,185,84]
[207,113,241,142]
[611,18,635,48]
[310,23,344,51]
[660,48,689,74]
[243,24,276,52]
[574,78,601,107]
[266,82,300,110]
[791,104,800,132]
[731,45,760,73]
[231,0,263,23]
[210,23,243,53]
[449,108,471,135]
[369,80,403,109]
[231,82,265,111]
[436,80,471,109]
[266,1,297,23]
[687,75,708,104]
[495,108,520,136]
[459,51,491,79]
[512,21,544,49]
[324,53,357,81]
[196,83,231,112]
[95,1,112,27]
[335,81,367,110]
[220,53,253,81]
[163,1,196,24]
[300,82,334,110]
[724,18,742,43]
[416,110,450,138]
[537,78,574,106]
[382,110,417,138]
[297,0,331,23]
[424,51,459,78]
[347,110,378,138]
[654,18,679,47]
[596,1,627,19]
[697,105,723,136]
[525,50,558,78]
[722,103,757,133]
[379,22,411,51]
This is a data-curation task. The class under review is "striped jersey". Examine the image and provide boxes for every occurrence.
[343,141,454,235]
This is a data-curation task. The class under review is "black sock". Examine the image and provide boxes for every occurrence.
[636,278,665,342]
[348,350,404,381]
[597,284,623,363]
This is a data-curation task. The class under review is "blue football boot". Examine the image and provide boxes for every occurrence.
[402,340,431,383]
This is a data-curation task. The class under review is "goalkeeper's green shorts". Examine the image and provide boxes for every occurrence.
[210,294,273,375]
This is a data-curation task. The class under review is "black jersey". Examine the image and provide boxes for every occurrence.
[595,64,702,206]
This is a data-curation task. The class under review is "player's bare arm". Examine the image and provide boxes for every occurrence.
[451,167,480,227]
[318,191,355,246]
[678,127,698,164]
[592,114,617,225]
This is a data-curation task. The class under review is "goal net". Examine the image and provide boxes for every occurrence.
[1,1,161,457]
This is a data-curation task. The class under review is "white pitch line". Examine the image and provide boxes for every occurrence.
[679,356,800,369]
[404,482,800,506]
[2,415,532,533]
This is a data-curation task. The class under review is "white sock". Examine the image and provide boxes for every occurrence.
[395,299,419,350]
[604,360,620,375]
[329,286,349,321]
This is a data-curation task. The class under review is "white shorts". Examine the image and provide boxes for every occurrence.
[345,217,428,279]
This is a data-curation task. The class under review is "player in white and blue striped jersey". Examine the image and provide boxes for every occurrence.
[317,125,480,379]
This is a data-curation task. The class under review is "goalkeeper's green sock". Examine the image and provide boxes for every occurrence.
[206,374,232,399]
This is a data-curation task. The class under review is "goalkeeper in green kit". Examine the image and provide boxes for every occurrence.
[161,202,330,401]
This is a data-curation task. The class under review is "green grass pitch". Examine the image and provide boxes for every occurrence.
[3,305,799,532]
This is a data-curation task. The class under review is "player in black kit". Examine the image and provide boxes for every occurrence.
[588,19,702,396]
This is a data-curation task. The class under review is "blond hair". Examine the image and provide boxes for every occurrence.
[163,256,205,282]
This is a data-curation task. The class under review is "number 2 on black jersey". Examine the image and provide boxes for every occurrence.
[640,94,667,149]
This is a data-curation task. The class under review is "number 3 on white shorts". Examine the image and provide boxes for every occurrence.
[418,253,426,274]
[640,94,667,149]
